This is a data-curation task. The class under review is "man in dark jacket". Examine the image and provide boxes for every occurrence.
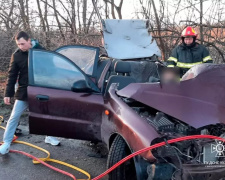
[167,26,212,77]
[0,31,60,155]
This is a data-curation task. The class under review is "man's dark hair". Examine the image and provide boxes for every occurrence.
[15,31,30,41]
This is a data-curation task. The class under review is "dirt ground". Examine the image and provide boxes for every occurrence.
[0,72,108,180]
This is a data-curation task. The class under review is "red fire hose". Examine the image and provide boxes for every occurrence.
[92,135,225,180]
[10,149,77,180]
[1,122,224,180]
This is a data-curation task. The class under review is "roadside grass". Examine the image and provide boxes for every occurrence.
[0,71,11,119]
[0,72,7,81]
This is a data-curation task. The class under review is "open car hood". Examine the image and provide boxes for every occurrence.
[117,64,225,128]
[102,19,161,59]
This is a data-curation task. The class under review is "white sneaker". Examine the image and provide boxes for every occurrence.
[44,136,60,146]
[0,143,10,155]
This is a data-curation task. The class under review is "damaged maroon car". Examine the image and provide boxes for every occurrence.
[28,20,225,180]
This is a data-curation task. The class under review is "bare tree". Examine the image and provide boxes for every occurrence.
[0,0,18,34]
[138,0,225,63]
[18,0,31,34]
[151,0,166,60]
[83,0,87,31]
[36,0,51,47]
[104,0,123,19]
[52,0,65,41]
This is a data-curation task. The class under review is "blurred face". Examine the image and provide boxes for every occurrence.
[184,36,194,45]
[162,71,179,84]
[16,38,32,52]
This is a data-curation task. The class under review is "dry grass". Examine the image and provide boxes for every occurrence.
[0,71,12,119]
[0,71,7,99]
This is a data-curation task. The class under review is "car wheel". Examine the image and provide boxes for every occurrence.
[107,135,137,180]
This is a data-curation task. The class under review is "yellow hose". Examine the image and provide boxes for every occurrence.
[0,115,91,180]
[0,116,3,123]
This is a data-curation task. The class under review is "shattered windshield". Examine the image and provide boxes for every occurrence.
[56,47,97,76]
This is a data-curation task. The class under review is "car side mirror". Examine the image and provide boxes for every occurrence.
[71,80,93,92]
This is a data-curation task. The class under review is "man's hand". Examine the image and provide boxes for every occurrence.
[4,97,11,105]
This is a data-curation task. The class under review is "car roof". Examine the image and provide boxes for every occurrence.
[102,19,161,59]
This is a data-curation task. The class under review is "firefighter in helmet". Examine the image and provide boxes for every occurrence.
[167,26,213,77]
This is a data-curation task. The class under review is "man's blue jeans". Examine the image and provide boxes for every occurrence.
[3,100,28,144]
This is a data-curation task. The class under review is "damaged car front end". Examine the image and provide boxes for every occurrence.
[107,64,225,180]
[28,19,225,180]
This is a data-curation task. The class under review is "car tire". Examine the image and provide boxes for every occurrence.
[107,135,137,180]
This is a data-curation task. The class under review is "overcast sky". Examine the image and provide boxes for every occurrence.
[119,0,223,24]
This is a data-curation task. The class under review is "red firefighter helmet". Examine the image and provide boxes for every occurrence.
[181,26,197,37]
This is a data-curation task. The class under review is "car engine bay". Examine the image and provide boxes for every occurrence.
[123,98,225,180]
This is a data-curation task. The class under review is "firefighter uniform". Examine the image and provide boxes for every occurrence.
[167,43,212,76]
[167,26,212,76]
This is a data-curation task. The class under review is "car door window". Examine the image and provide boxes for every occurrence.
[56,46,99,77]
[30,50,85,90]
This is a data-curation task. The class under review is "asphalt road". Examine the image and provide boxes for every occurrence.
[0,116,108,180]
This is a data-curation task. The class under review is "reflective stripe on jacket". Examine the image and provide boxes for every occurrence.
[167,43,212,76]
